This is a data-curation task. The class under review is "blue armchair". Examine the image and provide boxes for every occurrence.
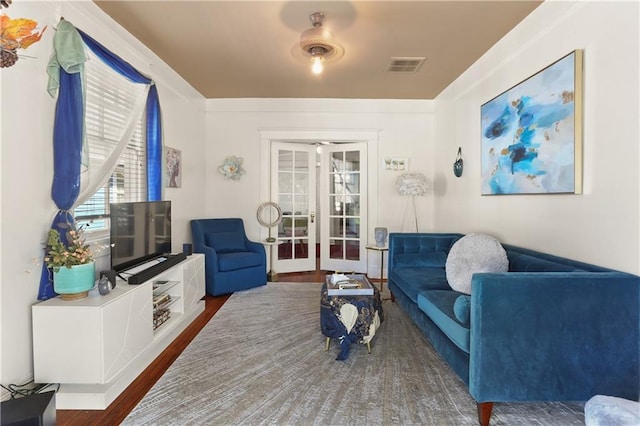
[190,218,266,296]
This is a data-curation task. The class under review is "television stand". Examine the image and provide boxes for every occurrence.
[32,253,205,410]
[126,253,187,284]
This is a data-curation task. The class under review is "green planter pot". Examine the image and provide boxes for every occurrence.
[53,262,96,301]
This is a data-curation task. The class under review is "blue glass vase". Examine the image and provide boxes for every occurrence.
[53,262,95,301]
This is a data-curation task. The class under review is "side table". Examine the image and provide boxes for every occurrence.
[366,245,388,292]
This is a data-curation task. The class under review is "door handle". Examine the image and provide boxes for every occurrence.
[310,211,315,223]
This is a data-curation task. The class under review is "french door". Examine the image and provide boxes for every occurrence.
[320,143,367,273]
[271,142,317,273]
[269,140,368,274]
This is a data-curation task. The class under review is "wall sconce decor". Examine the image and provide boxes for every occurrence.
[453,147,463,177]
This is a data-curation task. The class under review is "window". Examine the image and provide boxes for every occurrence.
[74,51,148,235]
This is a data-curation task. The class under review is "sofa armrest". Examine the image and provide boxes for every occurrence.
[469,272,639,403]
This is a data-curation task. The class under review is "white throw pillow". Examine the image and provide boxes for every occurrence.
[445,233,508,295]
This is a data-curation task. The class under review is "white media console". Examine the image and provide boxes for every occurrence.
[32,254,205,410]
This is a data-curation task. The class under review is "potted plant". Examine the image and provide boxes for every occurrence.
[45,225,96,300]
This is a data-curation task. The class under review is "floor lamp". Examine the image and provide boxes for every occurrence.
[396,172,429,232]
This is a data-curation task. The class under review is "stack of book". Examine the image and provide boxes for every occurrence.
[153,294,172,329]
[326,273,374,296]
[153,309,170,329]
[153,293,171,310]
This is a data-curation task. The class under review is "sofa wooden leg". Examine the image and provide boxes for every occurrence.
[477,402,494,426]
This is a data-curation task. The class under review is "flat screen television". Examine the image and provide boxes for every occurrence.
[109,201,172,273]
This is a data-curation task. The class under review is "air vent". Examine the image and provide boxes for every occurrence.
[385,57,426,73]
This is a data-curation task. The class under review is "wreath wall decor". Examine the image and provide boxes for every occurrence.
[218,156,246,180]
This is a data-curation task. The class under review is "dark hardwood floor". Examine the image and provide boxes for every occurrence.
[56,269,329,426]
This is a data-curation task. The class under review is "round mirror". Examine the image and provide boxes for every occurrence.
[256,202,283,242]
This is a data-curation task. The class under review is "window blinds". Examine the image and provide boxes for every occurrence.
[74,50,148,228]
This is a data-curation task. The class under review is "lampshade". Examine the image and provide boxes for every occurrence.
[396,173,430,196]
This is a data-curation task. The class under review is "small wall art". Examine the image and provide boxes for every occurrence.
[0,14,47,68]
[383,157,409,171]
[480,50,583,195]
[218,155,246,180]
[165,146,182,188]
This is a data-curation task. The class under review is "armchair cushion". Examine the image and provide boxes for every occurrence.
[418,290,471,354]
[389,266,451,303]
[218,252,264,272]
[205,231,246,253]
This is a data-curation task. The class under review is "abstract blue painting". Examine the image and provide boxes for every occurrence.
[481,50,583,195]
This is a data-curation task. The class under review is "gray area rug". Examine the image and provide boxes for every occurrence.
[123,282,584,425]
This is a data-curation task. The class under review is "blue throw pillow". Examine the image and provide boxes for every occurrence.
[205,232,246,253]
[453,295,471,324]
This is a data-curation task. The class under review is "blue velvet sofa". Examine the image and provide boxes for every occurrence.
[387,233,639,426]
[191,218,266,296]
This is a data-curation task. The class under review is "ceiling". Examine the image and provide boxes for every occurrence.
[93,1,543,100]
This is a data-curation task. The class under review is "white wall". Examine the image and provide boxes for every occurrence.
[205,98,434,245]
[0,1,207,391]
[433,0,639,275]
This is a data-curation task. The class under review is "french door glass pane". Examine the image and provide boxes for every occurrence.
[329,218,344,238]
[279,172,293,193]
[345,218,360,238]
[345,151,360,171]
[329,195,344,215]
[293,196,308,214]
[294,174,308,194]
[330,152,344,172]
[329,239,343,259]
[346,240,360,260]
[278,195,293,213]
[279,150,293,165]
[344,195,360,216]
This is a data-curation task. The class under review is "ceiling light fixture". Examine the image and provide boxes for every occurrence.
[300,12,344,75]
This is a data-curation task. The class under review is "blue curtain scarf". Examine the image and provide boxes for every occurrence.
[76,29,162,200]
[39,22,163,300]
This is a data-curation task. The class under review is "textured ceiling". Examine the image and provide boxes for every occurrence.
[94,1,542,99]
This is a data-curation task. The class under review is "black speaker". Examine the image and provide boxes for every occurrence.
[183,243,193,256]
[0,391,56,426]
[99,270,117,287]
[97,276,112,295]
